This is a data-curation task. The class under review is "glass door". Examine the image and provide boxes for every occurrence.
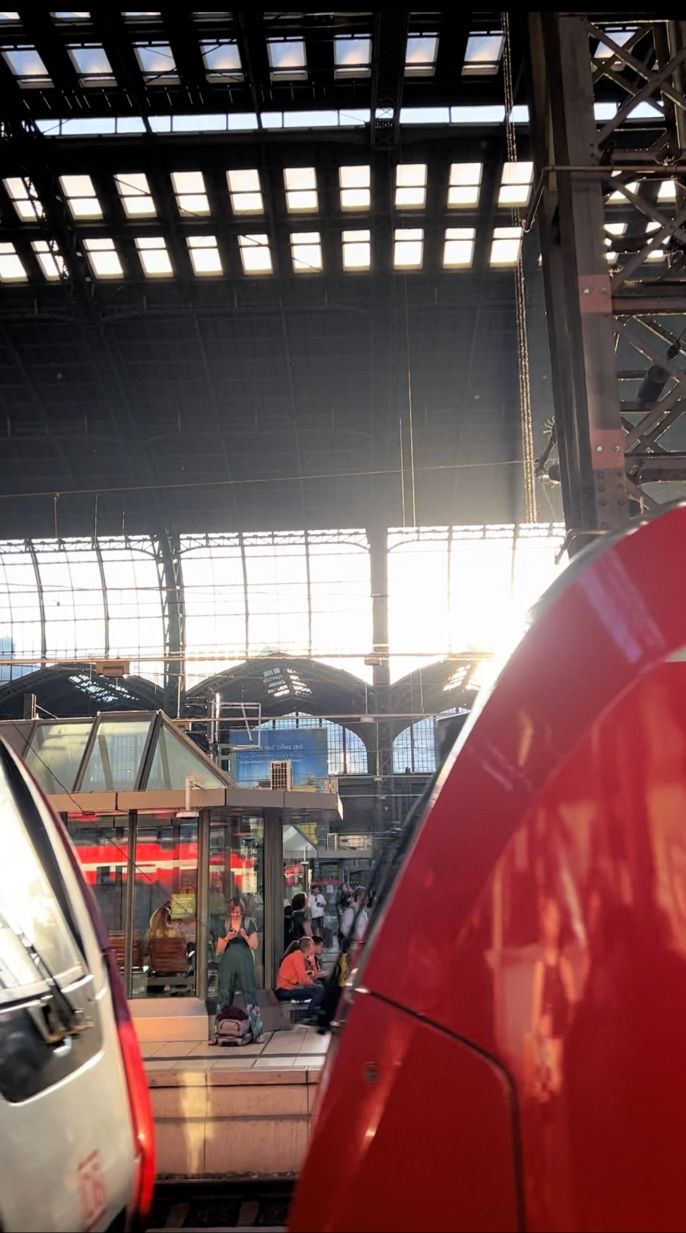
[209,815,264,997]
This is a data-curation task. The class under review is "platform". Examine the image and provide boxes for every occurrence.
[144,1027,329,1178]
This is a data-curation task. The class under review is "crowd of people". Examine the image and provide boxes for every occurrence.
[211,880,370,1025]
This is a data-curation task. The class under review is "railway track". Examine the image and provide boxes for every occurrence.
[147,1177,294,1232]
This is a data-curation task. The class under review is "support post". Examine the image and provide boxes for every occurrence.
[263,807,284,992]
[124,810,137,999]
[367,525,394,841]
[196,808,210,1002]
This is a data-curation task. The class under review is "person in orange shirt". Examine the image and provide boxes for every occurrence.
[276,937,325,1011]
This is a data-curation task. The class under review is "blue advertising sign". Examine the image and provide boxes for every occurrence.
[231,728,328,788]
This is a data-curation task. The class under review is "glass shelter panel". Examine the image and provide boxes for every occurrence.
[209,816,264,997]
[25,721,92,793]
[68,816,131,973]
[146,724,226,790]
[80,718,152,790]
[132,817,198,999]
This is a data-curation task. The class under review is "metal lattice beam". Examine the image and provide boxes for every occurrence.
[528,14,686,548]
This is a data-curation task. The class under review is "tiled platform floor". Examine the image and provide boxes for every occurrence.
[145,1028,329,1177]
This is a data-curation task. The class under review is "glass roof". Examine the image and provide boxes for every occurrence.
[0,712,228,796]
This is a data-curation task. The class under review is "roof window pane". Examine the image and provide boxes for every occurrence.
[342,228,371,271]
[284,166,318,212]
[201,38,242,81]
[607,179,639,204]
[171,169,210,216]
[594,27,637,60]
[135,234,172,277]
[395,163,427,208]
[490,226,522,266]
[0,13,20,21]
[115,171,156,217]
[59,173,102,219]
[498,161,534,207]
[658,180,677,202]
[0,242,27,282]
[2,46,51,85]
[463,32,504,76]
[291,231,323,273]
[81,718,152,791]
[604,222,627,265]
[83,237,123,278]
[448,162,482,207]
[187,233,222,276]
[394,227,423,269]
[52,11,90,19]
[268,37,307,80]
[32,240,67,280]
[238,233,272,274]
[67,43,114,82]
[405,33,438,76]
[443,227,475,268]
[134,41,178,82]
[227,168,263,214]
[339,164,371,210]
[334,35,371,78]
[3,176,44,221]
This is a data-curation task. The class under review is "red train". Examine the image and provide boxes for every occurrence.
[290,504,686,1233]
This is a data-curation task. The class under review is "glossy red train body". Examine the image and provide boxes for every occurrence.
[290,505,686,1233]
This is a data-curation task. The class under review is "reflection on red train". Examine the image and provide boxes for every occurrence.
[73,840,255,889]
[290,504,686,1233]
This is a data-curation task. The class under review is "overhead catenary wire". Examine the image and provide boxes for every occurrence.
[502,10,538,524]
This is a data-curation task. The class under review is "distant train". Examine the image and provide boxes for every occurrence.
[290,504,686,1233]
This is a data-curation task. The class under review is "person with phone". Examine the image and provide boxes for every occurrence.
[216,896,259,1008]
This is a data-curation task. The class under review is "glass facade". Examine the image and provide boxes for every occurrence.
[132,816,198,999]
[209,816,265,994]
[0,524,564,690]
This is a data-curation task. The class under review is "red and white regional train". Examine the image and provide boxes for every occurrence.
[290,503,686,1233]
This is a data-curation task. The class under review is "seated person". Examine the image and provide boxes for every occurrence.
[308,935,324,977]
[276,938,324,1009]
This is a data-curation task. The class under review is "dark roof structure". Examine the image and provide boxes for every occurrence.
[0,8,550,538]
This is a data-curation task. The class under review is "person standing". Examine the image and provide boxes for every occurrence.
[290,891,312,940]
[216,896,259,1008]
[308,883,326,937]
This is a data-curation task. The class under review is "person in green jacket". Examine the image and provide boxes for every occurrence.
[216,896,259,1007]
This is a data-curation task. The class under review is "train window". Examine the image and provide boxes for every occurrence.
[0,756,84,1004]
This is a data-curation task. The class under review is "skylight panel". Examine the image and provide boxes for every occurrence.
[658,180,677,202]
[463,32,504,76]
[342,229,370,271]
[443,227,476,268]
[395,163,427,208]
[227,168,263,214]
[115,171,156,217]
[134,41,178,82]
[448,163,482,207]
[644,220,668,261]
[405,33,438,77]
[291,231,323,273]
[67,43,114,83]
[0,14,20,23]
[171,170,210,216]
[498,161,534,207]
[594,27,637,60]
[393,227,423,269]
[334,34,371,79]
[200,39,242,81]
[2,46,51,85]
[3,176,44,221]
[59,173,102,219]
[339,165,370,211]
[32,240,66,280]
[268,37,307,81]
[84,237,122,278]
[608,179,639,204]
[135,234,172,276]
[604,222,627,264]
[187,234,222,276]
[238,233,272,274]
[284,166,318,213]
[490,226,522,266]
[0,242,27,282]
[52,11,90,19]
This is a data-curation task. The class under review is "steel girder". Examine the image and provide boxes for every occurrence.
[528,14,686,550]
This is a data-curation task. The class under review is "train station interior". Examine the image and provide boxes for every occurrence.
[1,7,685,1230]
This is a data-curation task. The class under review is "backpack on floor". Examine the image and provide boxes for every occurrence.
[212,1003,252,1047]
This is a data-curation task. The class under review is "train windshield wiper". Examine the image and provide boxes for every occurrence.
[0,908,92,1045]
